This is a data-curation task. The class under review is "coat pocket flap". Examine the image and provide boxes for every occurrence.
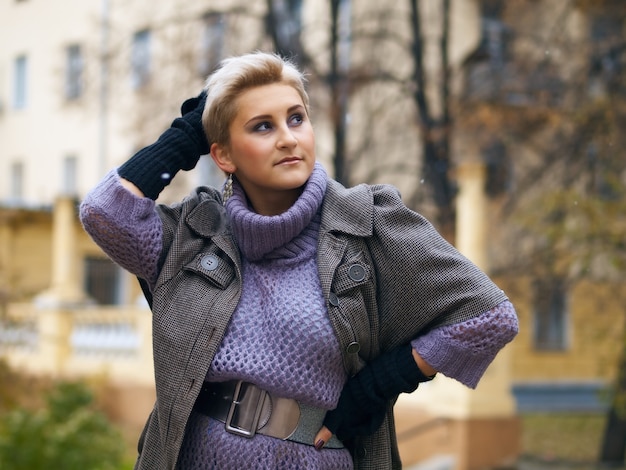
[183,251,235,289]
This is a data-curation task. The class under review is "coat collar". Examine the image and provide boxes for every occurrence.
[184,189,231,238]
[320,179,374,238]
[183,178,374,239]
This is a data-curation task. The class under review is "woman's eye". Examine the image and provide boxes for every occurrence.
[254,122,272,132]
[289,113,304,126]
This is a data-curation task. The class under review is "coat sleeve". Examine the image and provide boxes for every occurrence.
[366,184,511,349]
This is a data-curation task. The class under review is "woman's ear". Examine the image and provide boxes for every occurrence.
[210,143,236,174]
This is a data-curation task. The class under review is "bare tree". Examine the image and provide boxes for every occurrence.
[265,0,354,186]
[408,0,455,239]
[457,1,626,463]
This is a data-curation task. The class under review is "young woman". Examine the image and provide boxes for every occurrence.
[80,51,518,470]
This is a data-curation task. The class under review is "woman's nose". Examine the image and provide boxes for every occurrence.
[276,125,298,148]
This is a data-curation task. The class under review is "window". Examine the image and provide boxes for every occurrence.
[334,0,352,72]
[13,55,28,109]
[9,161,24,203]
[484,140,512,197]
[472,1,509,66]
[65,44,83,100]
[463,4,513,101]
[533,279,569,351]
[131,29,151,89]
[481,18,509,67]
[84,257,122,305]
[198,12,225,76]
[62,155,78,195]
[271,0,303,48]
[588,6,626,96]
[583,141,624,202]
[481,0,503,20]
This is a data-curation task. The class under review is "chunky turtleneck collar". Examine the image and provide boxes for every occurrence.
[225,162,328,261]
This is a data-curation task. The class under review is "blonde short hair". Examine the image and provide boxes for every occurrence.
[202,51,309,146]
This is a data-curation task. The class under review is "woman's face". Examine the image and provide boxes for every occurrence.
[211,83,316,216]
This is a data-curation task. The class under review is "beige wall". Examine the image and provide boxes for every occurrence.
[0,0,102,204]
[0,1,286,205]
[1,0,482,207]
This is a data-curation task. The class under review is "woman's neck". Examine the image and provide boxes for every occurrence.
[245,186,305,216]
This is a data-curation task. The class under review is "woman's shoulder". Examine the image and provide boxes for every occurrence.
[325,179,408,209]
[157,185,222,217]
[325,179,411,214]
[157,185,228,237]
[320,179,432,248]
[326,178,401,198]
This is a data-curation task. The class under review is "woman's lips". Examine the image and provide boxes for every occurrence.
[276,156,302,165]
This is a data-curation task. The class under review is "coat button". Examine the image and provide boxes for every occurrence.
[346,342,360,354]
[200,254,219,271]
[329,292,340,307]
[348,264,366,282]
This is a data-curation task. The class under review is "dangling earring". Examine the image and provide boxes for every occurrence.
[222,173,233,205]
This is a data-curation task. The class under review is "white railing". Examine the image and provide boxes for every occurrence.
[0,315,37,351]
[0,303,154,386]
[71,317,141,356]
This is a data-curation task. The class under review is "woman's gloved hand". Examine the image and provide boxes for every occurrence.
[117,90,209,200]
[316,344,435,447]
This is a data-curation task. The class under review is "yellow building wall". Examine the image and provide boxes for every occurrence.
[0,206,145,306]
[1,210,52,301]
[500,277,624,384]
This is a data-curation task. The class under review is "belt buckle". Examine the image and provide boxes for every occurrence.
[225,381,267,438]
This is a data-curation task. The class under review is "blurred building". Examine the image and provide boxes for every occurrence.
[1,1,625,469]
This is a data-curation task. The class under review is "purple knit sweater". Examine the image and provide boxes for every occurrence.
[178,166,353,469]
[79,163,518,470]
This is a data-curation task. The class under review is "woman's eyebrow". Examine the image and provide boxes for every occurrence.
[245,105,305,126]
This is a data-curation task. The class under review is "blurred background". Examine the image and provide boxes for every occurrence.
[1,0,625,469]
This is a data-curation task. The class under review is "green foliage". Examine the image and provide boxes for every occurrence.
[0,360,19,413]
[513,186,626,283]
[0,380,125,470]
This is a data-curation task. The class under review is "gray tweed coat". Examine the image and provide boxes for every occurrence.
[134,178,507,470]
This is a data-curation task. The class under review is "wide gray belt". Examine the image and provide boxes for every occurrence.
[194,380,344,449]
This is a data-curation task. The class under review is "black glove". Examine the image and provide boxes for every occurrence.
[117,90,209,200]
[323,343,434,441]
[180,91,206,116]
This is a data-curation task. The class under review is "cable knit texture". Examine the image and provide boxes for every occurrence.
[411,300,519,388]
[178,163,353,469]
[178,411,352,470]
[79,170,162,286]
[225,163,328,261]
